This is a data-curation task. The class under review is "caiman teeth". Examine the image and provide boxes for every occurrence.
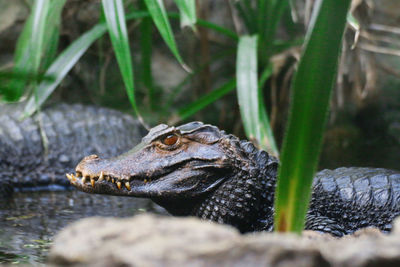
[66,173,77,182]
[69,171,149,189]
[125,182,131,191]
[98,171,104,182]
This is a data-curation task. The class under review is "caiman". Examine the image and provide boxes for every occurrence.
[67,122,400,236]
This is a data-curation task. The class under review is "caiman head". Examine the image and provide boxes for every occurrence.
[67,122,278,231]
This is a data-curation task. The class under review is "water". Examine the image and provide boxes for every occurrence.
[0,190,164,265]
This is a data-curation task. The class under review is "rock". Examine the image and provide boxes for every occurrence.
[49,214,400,267]
[50,214,240,267]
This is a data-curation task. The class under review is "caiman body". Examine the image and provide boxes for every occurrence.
[68,122,400,236]
[0,103,145,195]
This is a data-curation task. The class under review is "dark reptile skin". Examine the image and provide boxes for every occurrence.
[191,142,400,236]
[0,103,145,192]
[307,167,400,236]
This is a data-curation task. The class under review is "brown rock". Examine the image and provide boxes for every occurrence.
[50,214,329,267]
[49,214,400,267]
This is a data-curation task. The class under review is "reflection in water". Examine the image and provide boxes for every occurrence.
[0,190,164,265]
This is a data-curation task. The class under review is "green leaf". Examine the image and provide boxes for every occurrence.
[164,48,236,110]
[258,64,279,156]
[24,0,49,79]
[174,0,196,29]
[0,71,52,82]
[125,10,150,20]
[195,19,238,41]
[23,24,108,117]
[258,0,290,64]
[274,0,352,233]
[257,0,268,44]
[6,0,51,101]
[237,36,259,142]
[125,11,238,40]
[144,0,190,72]
[234,1,256,33]
[41,0,66,71]
[236,35,277,154]
[102,0,141,119]
[177,78,236,121]
[0,71,54,100]
[347,12,360,32]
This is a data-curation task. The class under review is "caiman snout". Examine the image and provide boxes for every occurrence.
[67,153,135,191]
[68,154,104,189]
[75,154,101,177]
[82,154,99,161]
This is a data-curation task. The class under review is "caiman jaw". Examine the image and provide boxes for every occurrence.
[66,162,162,195]
[66,171,138,192]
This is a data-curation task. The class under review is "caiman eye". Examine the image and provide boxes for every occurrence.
[162,134,179,146]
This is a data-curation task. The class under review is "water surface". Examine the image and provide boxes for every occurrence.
[0,190,163,265]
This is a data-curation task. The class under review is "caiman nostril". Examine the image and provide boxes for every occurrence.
[83,154,100,161]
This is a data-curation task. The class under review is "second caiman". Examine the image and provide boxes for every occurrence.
[67,122,400,236]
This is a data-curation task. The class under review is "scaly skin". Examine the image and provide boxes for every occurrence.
[0,103,146,194]
[68,122,400,236]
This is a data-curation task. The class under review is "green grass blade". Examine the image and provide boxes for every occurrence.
[144,0,190,72]
[25,0,49,79]
[125,11,238,40]
[258,64,273,89]
[164,48,236,110]
[102,0,141,118]
[234,2,256,33]
[177,78,236,121]
[274,0,352,233]
[125,10,151,20]
[41,0,66,70]
[195,19,238,41]
[236,35,277,154]
[5,0,50,101]
[20,9,150,114]
[0,71,54,100]
[259,0,289,63]
[0,71,53,82]
[258,64,279,156]
[257,0,268,45]
[14,12,33,66]
[237,36,260,142]
[259,104,278,156]
[174,0,196,29]
[23,24,108,117]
